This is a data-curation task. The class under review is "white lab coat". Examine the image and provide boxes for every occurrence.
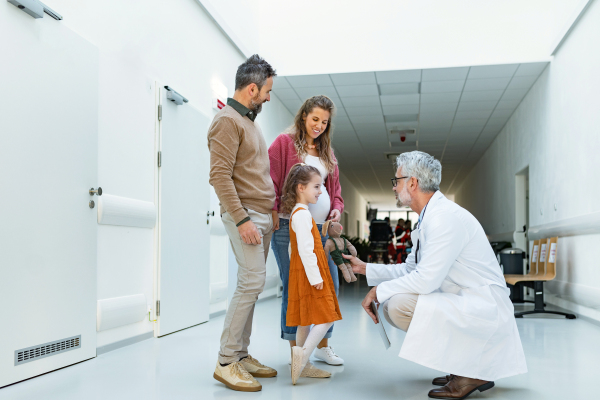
[367,191,527,381]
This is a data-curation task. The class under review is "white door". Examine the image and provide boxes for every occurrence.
[155,85,211,336]
[0,8,98,387]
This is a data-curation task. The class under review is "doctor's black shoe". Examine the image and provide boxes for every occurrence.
[428,375,494,399]
[432,374,455,386]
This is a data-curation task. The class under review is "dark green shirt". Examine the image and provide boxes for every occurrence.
[227,97,256,122]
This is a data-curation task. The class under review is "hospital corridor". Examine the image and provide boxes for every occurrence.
[1,1,599,399]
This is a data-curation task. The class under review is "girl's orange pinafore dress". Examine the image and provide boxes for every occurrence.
[286,207,342,327]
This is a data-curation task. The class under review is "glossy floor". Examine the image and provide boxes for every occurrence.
[2,280,598,399]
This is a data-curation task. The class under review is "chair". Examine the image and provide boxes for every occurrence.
[504,240,542,304]
[508,237,576,319]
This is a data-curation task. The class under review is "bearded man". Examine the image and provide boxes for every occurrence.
[343,151,527,399]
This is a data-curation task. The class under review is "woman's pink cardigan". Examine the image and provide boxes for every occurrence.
[268,133,344,215]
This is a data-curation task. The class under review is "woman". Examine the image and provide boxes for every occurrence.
[269,95,345,366]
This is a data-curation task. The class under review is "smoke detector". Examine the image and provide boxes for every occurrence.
[390,128,416,143]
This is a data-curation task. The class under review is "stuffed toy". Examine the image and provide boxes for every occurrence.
[322,220,358,283]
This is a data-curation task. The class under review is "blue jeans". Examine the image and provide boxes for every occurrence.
[271,218,339,340]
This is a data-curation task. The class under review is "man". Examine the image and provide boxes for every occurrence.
[343,151,527,399]
[208,55,277,392]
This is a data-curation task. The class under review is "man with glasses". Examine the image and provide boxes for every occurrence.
[343,151,527,399]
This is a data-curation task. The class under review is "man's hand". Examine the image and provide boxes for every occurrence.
[238,220,262,245]
[342,253,367,275]
[271,210,280,232]
[362,286,379,324]
[329,209,341,222]
[313,282,323,290]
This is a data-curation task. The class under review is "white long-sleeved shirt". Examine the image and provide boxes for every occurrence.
[291,203,323,285]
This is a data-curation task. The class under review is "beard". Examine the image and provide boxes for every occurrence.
[396,185,412,208]
[249,93,264,115]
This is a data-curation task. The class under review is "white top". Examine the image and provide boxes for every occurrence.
[291,203,323,286]
[304,155,331,224]
[366,191,527,381]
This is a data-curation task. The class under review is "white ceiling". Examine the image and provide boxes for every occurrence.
[272,61,549,208]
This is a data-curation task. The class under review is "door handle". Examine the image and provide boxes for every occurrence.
[207,211,214,224]
[89,187,103,196]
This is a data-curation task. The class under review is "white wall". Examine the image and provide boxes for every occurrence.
[454,0,600,312]
[338,172,369,240]
[48,0,291,348]
[257,0,578,76]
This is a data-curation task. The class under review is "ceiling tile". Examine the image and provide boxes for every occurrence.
[463,77,511,91]
[353,122,386,131]
[455,109,492,119]
[468,64,518,79]
[501,89,528,100]
[422,67,469,81]
[496,99,520,110]
[490,108,515,119]
[286,74,333,88]
[273,88,300,101]
[384,114,419,123]
[273,76,292,89]
[380,94,420,106]
[350,114,385,124]
[457,101,497,112]
[421,92,461,103]
[507,75,538,90]
[294,86,338,99]
[376,69,421,84]
[341,96,381,107]
[450,126,482,135]
[281,98,302,110]
[419,112,455,124]
[342,106,384,116]
[336,84,379,97]
[452,118,488,129]
[382,104,420,115]
[418,127,449,135]
[459,90,504,102]
[515,62,548,77]
[379,83,420,95]
[330,72,376,85]
[420,102,458,113]
[385,120,418,129]
[421,80,465,93]
[486,117,507,126]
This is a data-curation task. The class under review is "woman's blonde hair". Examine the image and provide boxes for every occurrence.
[288,95,337,174]
[280,163,321,214]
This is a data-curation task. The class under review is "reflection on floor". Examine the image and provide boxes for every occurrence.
[2,279,598,399]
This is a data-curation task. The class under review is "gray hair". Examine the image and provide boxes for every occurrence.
[235,54,277,91]
[396,151,442,193]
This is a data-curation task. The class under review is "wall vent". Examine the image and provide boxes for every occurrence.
[15,335,81,366]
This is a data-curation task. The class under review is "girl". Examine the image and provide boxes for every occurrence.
[269,95,345,366]
[280,163,342,384]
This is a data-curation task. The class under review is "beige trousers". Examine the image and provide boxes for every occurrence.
[382,293,419,332]
[218,208,273,364]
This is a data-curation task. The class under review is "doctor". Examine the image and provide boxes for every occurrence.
[343,151,527,399]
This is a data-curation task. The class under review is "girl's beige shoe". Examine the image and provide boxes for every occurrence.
[301,362,331,378]
[291,346,304,384]
[213,362,262,392]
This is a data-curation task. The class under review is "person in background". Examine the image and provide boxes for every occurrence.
[208,55,277,392]
[269,95,345,366]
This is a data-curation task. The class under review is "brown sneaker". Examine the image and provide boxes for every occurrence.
[240,355,277,378]
[301,362,331,378]
[432,374,454,386]
[213,362,262,392]
[428,375,494,399]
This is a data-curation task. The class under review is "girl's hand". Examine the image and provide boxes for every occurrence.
[271,210,280,231]
[329,209,341,222]
[313,282,323,290]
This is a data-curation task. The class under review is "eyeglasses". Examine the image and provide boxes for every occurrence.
[391,176,408,188]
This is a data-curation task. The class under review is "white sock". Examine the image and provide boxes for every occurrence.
[298,323,333,370]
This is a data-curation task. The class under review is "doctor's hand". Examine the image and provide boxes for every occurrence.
[362,286,379,324]
[342,253,367,275]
